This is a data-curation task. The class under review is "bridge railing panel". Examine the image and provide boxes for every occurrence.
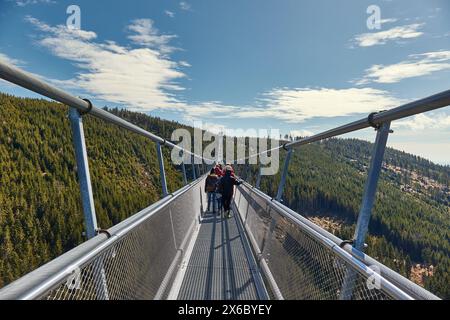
[0,178,206,300]
[233,182,432,300]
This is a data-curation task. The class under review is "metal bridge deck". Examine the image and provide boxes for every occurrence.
[177,208,264,300]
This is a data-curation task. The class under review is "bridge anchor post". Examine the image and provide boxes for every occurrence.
[191,155,197,180]
[68,107,109,300]
[182,161,188,185]
[339,121,392,299]
[243,161,250,182]
[276,148,293,202]
[255,166,262,189]
[156,142,169,197]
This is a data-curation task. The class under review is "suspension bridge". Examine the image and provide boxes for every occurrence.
[0,60,448,300]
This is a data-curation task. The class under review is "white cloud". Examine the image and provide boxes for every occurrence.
[353,23,424,47]
[412,51,450,61]
[20,17,410,127]
[388,141,450,165]
[178,60,191,67]
[13,0,55,7]
[0,52,23,66]
[356,50,450,84]
[25,16,97,41]
[126,19,177,54]
[0,53,26,87]
[290,129,314,138]
[182,101,238,122]
[235,87,402,123]
[165,10,175,18]
[379,18,398,25]
[24,17,240,121]
[393,113,450,130]
[26,16,189,112]
[179,1,191,11]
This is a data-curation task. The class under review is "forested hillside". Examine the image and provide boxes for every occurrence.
[0,93,449,299]
[250,138,449,299]
[0,93,190,288]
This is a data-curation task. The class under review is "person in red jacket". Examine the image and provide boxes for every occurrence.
[214,163,224,177]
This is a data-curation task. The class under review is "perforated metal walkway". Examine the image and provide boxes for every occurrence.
[177,208,268,300]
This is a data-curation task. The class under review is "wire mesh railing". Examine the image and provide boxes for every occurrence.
[0,178,207,300]
[232,182,439,300]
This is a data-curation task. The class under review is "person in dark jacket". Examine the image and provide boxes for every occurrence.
[205,169,219,213]
[217,165,242,218]
[225,163,235,177]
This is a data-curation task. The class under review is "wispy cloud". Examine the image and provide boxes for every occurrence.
[126,19,177,54]
[0,52,24,66]
[13,0,55,7]
[179,1,191,11]
[393,113,450,130]
[290,129,314,138]
[353,23,424,47]
[25,16,97,40]
[182,101,238,122]
[355,50,450,84]
[184,87,403,124]
[164,10,175,18]
[26,16,189,112]
[379,18,398,25]
[0,52,26,87]
[24,16,239,121]
[21,17,408,125]
[178,60,191,67]
[234,87,402,123]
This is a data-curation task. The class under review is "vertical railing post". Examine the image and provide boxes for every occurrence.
[182,161,188,185]
[243,161,250,181]
[353,122,391,250]
[339,121,391,299]
[156,142,169,197]
[69,108,98,239]
[275,148,293,202]
[192,155,197,180]
[68,107,109,300]
[255,166,262,189]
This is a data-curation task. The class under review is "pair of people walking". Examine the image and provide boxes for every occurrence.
[204,164,241,218]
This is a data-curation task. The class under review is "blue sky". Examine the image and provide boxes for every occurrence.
[0,0,449,164]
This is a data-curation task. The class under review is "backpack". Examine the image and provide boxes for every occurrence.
[205,175,218,192]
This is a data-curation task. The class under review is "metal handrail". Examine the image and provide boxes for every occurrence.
[238,89,450,163]
[0,60,209,162]
[285,89,450,149]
